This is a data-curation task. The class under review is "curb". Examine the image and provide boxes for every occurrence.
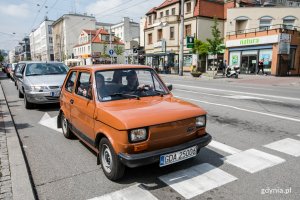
[0,82,35,200]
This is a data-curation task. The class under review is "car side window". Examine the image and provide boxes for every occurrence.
[65,71,77,93]
[75,72,92,99]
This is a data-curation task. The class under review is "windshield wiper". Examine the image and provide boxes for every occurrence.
[46,72,64,75]
[26,73,43,76]
[110,93,140,100]
[154,90,165,97]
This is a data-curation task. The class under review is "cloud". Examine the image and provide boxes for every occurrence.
[0,3,30,18]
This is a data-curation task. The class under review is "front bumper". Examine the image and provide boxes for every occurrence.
[118,133,212,168]
[25,91,60,104]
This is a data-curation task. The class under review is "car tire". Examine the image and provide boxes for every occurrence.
[61,113,73,139]
[99,138,125,181]
[18,89,24,98]
[24,94,34,109]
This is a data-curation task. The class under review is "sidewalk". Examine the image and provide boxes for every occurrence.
[0,73,35,200]
[159,71,300,86]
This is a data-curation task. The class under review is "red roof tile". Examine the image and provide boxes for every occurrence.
[146,7,157,15]
[157,0,180,10]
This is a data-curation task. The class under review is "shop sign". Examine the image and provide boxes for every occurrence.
[186,36,194,48]
[226,35,278,47]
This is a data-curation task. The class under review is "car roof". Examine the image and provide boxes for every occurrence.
[71,64,152,72]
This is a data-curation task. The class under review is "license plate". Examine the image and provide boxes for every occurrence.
[159,146,197,167]
[50,91,60,97]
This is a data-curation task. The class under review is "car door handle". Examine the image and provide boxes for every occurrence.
[70,99,74,104]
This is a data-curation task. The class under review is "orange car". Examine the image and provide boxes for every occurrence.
[57,65,211,180]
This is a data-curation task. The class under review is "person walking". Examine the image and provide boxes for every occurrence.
[257,59,265,75]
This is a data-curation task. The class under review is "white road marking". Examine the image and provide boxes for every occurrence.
[88,184,158,200]
[38,113,62,133]
[264,138,300,157]
[159,163,237,199]
[175,96,300,123]
[223,149,285,173]
[298,134,300,137]
[208,140,242,155]
[173,83,300,102]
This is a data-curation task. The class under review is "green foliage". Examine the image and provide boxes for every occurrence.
[206,17,224,55]
[192,39,209,56]
[114,45,124,56]
[0,54,4,62]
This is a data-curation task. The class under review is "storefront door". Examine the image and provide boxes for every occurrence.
[241,55,257,74]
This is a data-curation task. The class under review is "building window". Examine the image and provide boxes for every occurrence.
[259,17,272,31]
[166,10,169,16]
[49,37,53,44]
[172,8,176,15]
[48,25,52,34]
[88,46,91,53]
[148,15,152,25]
[148,33,153,44]
[186,2,191,13]
[157,29,163,41]
[154,13,157,20]
[160,12,163,18]
[283,16,296,30]
[170,27,174,40]
[185,24,191,37]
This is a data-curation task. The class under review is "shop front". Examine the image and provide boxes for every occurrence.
[225,31,300,76]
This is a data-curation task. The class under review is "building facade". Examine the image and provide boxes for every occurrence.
[111,17,140,44]
[52,13,96,61]
[144,0,231,72]
[73,29,125,65]
[29,19,54,61]
[225,7,300,76]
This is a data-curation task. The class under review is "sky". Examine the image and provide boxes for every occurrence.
[0,0,163,51]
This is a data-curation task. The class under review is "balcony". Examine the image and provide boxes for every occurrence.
[226,24,300,39]
[153,15,179,25]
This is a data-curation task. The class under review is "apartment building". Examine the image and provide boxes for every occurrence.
[73,29,124,65]
[29,19,54,61]
[52,13,96,61]
[143,0,232,72]
[225,7,300,76]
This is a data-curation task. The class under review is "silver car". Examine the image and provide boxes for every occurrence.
[15,61,69,109]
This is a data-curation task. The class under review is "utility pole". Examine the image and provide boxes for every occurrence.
[179,0,184,76]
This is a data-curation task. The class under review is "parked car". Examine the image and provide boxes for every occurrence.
[10,63,18,82]
[15,61,69,109]
[57,65,212,181]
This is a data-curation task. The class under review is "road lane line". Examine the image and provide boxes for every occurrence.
[298,134,300,137]
[159,163,237,199]
[223,149,285,173]
[175,96,300,123]
[208,140,242,155]
[88,184,158,200]
[38,113,62,133]
[264,138,300,157]
[173,83,300,101]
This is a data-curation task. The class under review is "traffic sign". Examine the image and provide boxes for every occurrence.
[109,49,114,56]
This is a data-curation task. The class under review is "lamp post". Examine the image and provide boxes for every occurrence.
[179,0,184,76]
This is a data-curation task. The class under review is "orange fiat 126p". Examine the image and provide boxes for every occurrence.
[57,65,211,180]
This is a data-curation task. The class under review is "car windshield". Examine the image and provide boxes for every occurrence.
[25,63,69,76]
[95,69,169,102]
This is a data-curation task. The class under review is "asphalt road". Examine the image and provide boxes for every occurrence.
[1,74,300,200]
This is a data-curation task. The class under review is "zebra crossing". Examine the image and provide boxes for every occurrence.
[88,135,300,200]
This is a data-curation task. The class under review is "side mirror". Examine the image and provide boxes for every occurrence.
[167,84,172,91]
[15,73,22,78]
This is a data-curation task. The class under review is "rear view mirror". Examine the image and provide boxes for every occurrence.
[15,73,22,78]
[167,84,172,91]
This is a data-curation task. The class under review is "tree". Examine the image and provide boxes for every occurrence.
[206,17,225,77]
[114,45,124,56]
[192,39,209,72]
[0,54,4,63]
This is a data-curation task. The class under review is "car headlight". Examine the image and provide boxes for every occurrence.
[196,115,206,128]
[129,128,148,143]
[30,86,48,92]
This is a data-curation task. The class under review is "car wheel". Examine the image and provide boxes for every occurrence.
[61,113,73,139]
[99,138,125,181]
[18,89,24,98]
[24,94,34,109]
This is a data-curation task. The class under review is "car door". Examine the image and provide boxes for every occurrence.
[61,70,77,121]
[16,63,26,92]
[70,71,96,144]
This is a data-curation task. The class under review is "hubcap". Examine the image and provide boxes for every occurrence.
[62,116,67,134]
[101,144,112,173]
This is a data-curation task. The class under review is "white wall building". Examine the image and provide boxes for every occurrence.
[8,49,15,63]
[52,13,96,61]
[111,17,140,44]
[29,19,54,61]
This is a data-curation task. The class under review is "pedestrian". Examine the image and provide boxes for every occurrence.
[257,59,265,75]
[223,60,227,75]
